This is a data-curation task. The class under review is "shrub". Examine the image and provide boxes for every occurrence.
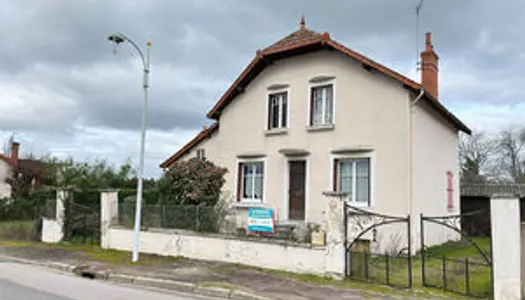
[158,158,227,206]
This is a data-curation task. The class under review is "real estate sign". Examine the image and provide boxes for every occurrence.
[247,208,275,234]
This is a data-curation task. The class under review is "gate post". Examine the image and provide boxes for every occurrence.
[100,189,119,249]
[41,189,68,243]
[491,193,521,300]
[322,191,346,279]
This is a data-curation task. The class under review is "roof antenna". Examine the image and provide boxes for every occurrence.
[415,0,425,75]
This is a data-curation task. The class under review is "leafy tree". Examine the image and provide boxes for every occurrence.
[42,157,137,189]
[158,158,227,206]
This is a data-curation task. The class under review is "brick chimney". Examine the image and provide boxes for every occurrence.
[10,142,19,166]
[420,32,439,99]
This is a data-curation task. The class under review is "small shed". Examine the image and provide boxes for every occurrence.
[460,184,525,236]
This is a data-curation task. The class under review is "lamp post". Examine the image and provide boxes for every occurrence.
[108,32,151,263]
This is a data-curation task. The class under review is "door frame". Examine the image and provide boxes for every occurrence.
[283,157,309,223]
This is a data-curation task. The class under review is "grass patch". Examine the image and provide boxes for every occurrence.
[423,238,491,261]
[0,240,186,266]
[212,264,473,299]
[0,221,38,241]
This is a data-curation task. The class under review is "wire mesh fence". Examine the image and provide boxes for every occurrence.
[0,190,56,221]
[118,203,225,233]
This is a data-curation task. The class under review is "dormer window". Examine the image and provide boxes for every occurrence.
[267,91,288,130]
[196,149,205,160]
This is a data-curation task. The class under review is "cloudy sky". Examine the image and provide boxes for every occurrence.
[1,0,523,177]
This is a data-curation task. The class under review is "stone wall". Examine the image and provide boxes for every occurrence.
[101,191,346,278]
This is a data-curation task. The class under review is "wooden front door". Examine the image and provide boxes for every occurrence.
[288,160,306,220]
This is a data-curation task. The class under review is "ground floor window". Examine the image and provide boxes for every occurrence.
[237,161,264,202]
[334,157,371,205]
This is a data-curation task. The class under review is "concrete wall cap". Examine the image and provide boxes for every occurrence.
[491,193,521,199]
[99,188,120,193]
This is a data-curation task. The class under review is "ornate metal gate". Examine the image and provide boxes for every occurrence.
[420,210,492,298]
[344,203,412,288]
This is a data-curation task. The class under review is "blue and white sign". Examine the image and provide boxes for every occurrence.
[247,208,275,234]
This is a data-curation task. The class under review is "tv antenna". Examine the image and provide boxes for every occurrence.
[415,0,425,74]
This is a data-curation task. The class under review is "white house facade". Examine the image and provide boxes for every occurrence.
[161,21,470,252]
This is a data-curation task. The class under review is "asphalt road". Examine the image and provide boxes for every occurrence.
[0,260,219,300]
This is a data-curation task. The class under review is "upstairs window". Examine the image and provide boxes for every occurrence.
[268,91,288,130]
[310,84,333,126]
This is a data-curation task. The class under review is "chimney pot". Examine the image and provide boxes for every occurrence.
[425,32,433,49]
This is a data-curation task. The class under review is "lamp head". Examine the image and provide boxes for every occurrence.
[108,34,124,44]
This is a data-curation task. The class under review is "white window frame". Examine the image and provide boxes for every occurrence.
[330,151,375,207]
[266,88,290,131]
[308,79,336,127]
[235,158,267,204]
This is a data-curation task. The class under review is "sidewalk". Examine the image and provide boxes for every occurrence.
[0,241,457,300]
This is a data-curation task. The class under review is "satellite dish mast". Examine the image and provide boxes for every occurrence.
[415,0,425,75]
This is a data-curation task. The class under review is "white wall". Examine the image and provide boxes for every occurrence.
[41,218,63,243]
[491,196,521,300]
[412,100,461,251]
[40,190,66,244]
[106,228,333,275]
[0,160,12,199]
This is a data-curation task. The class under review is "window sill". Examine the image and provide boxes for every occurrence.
[233,202,266,208]
[306,124,334,132]
[265,128,288,136]
[346,201,372,209]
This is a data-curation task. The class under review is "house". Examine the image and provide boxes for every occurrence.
[0,141,44,199]
[161,19,470,251]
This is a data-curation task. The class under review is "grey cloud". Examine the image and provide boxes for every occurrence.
[1,0,525,177]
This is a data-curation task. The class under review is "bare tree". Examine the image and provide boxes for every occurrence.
[459,132,497,184]
[496,129,525,183]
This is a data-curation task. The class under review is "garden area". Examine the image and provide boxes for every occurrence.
[349,237,492,298]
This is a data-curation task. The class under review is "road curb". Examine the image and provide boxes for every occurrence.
[0,254,275,300]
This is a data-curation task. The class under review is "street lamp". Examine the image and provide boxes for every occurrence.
[108,32,151,263]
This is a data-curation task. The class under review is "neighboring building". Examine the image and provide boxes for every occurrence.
[161,20,470,251]
[460,183,525,236]
[0,141,44,199]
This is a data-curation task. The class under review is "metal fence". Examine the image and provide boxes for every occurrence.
[349,251,412,288]
[0,192,56,221]
[118,204,225,233]
[422,255,492,298]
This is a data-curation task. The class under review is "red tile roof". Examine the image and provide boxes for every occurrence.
[160,123,218,168]
[0,154,15,167]
[263,27,322,53]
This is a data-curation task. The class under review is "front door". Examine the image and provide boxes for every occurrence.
[288,160,306,220]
